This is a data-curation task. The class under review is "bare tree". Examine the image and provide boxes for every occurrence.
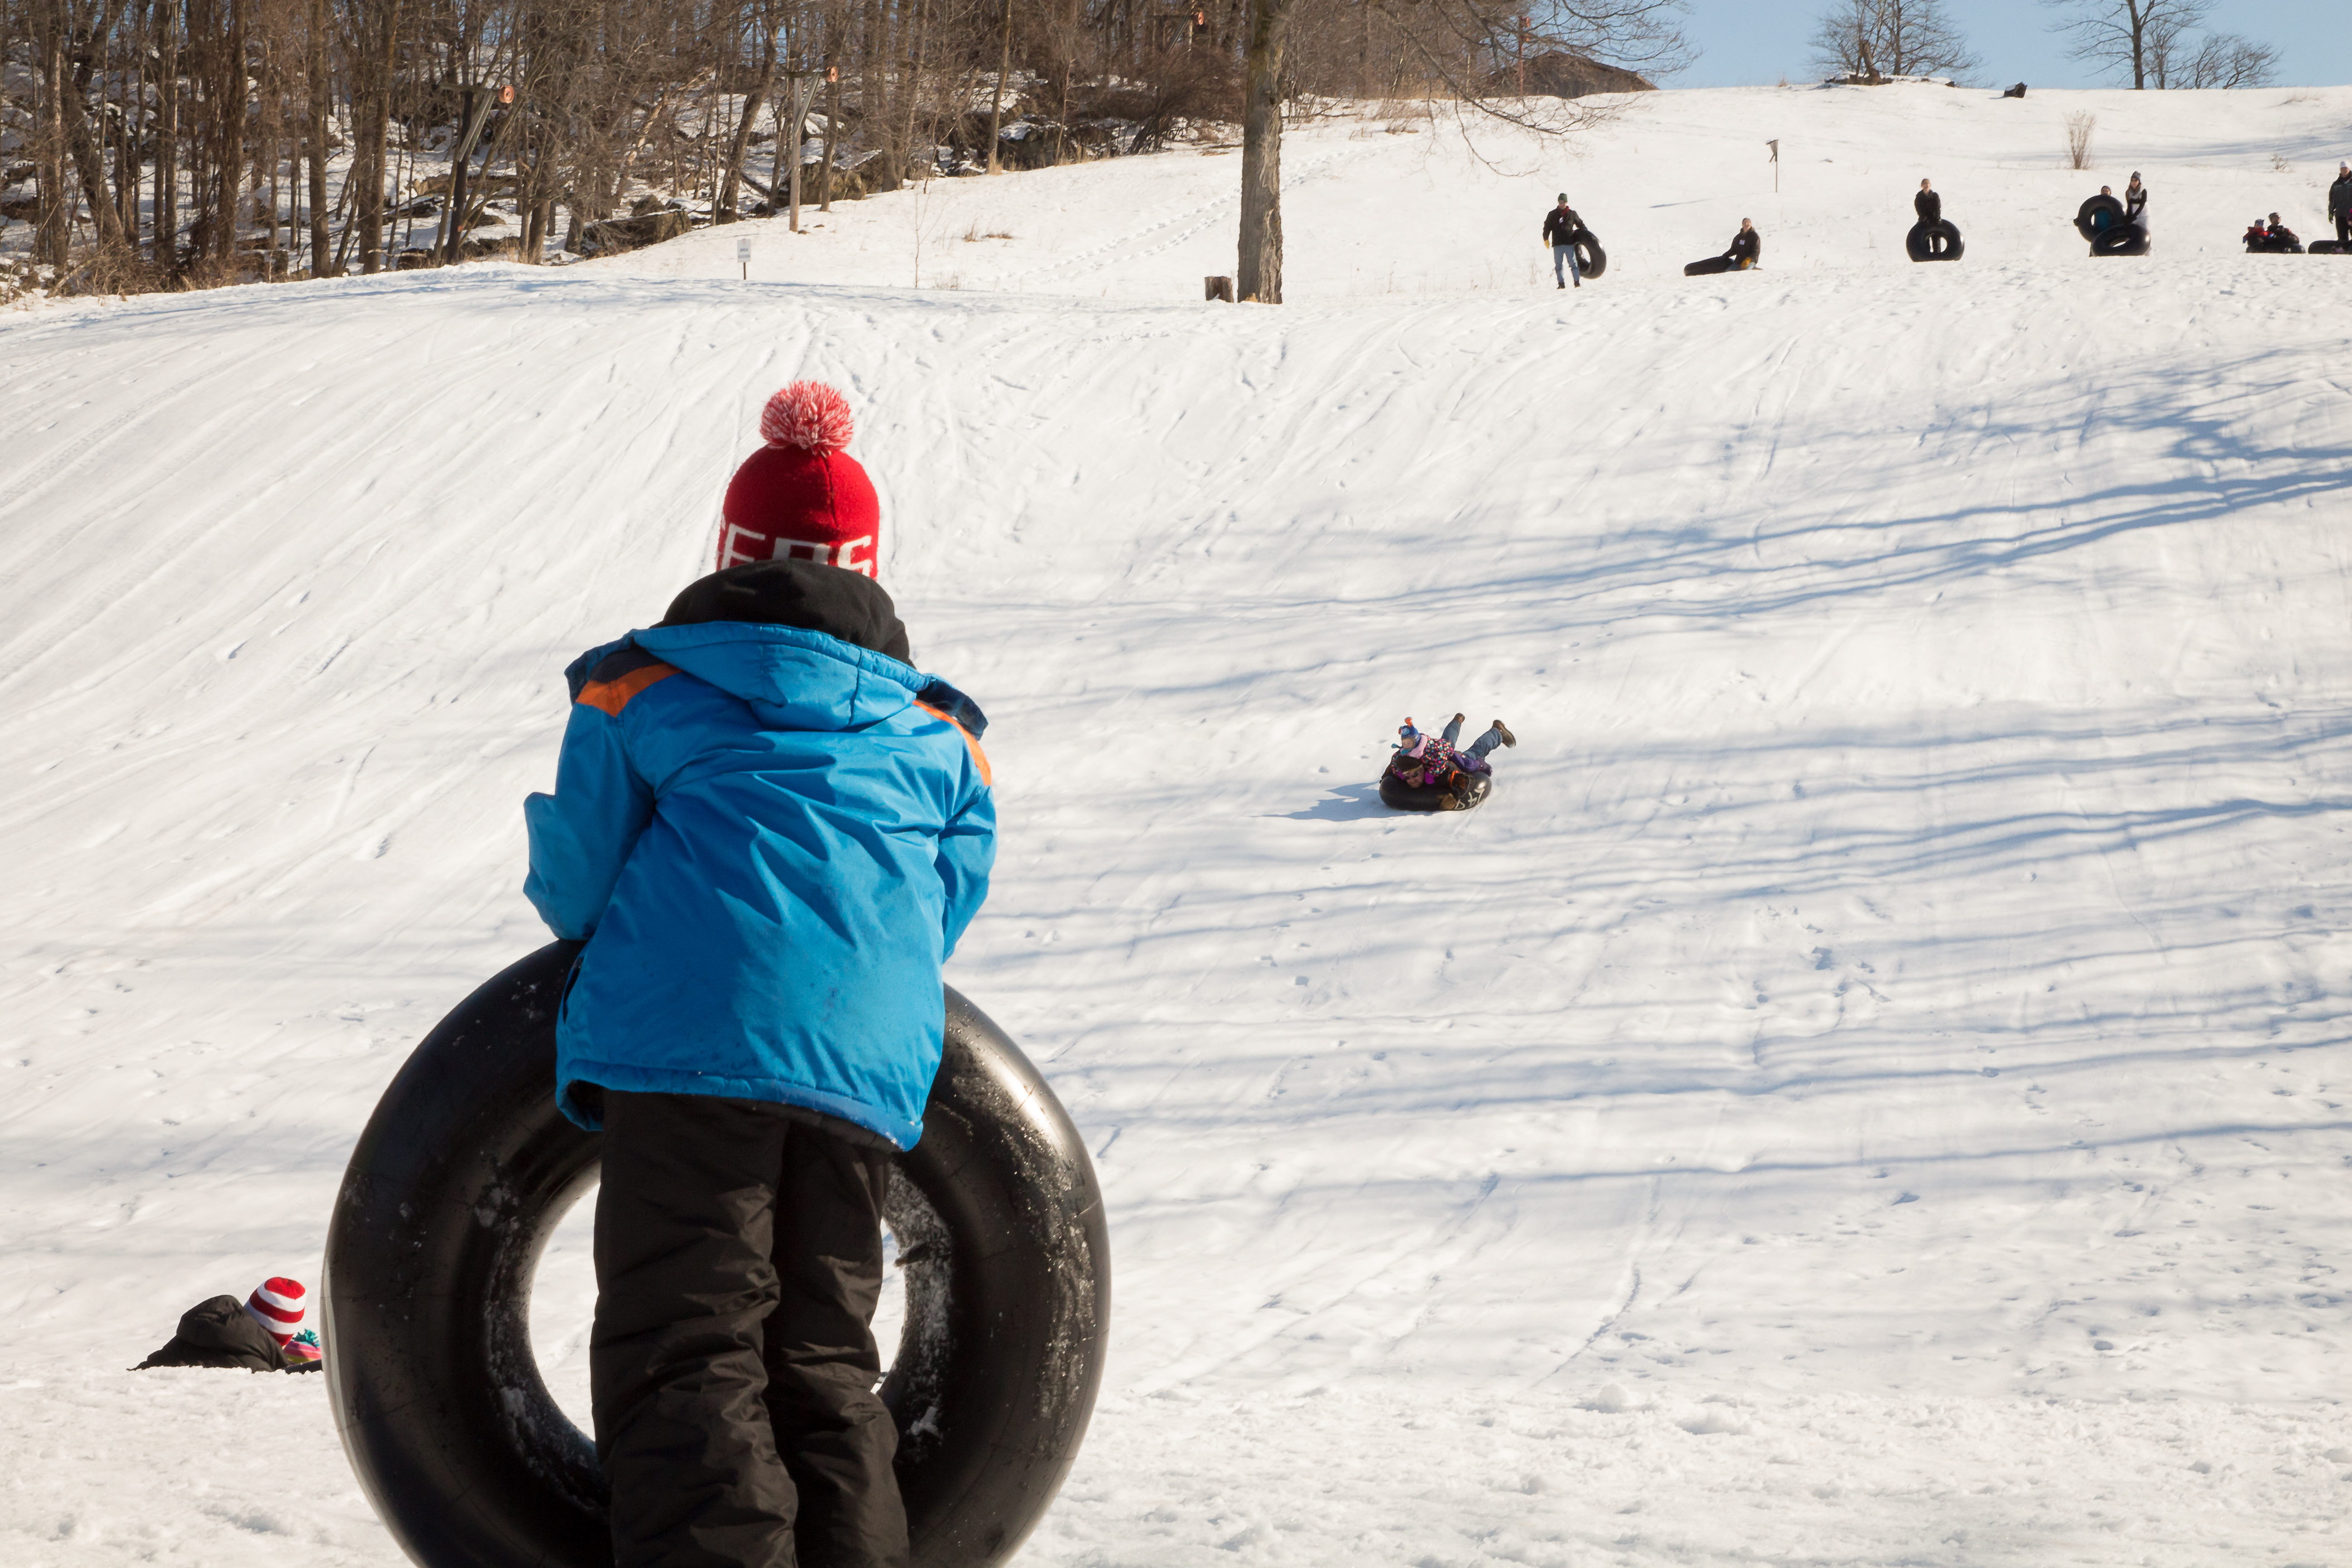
[2044,0,2202,89]
[2181,32,2278,88]
[1811,0,1980,83]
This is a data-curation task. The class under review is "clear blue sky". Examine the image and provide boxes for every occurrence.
[1670,0,2351,89]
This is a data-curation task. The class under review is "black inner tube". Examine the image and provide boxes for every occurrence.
[1380,764,1493,812]
[1571,229,1607,280]
[1905,218,1963,261]
[2091,225,2150,257]
[2075,193,2126,244]
[323,942,1110,1568]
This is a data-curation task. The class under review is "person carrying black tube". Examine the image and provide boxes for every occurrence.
[1915,179,1940,226]
[2332,162,2351,246]
[1542,193,1583,289]
[524,380,996,1568]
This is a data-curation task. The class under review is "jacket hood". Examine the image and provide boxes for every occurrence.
[661,559,911,663]
[633,622,926,732]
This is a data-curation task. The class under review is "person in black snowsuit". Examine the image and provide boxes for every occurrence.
[1541,194,1584,289]
[135,1297,317,1373]
[1914,179,1940,225]
[2332,163,2351,246]
[1725,219,1761,269]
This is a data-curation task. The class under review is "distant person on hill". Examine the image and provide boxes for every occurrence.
[1726,218,1761,269]
[2246,212,2303,253]
[2125,172,2149,231]
[1914,179,1940,225]
[1541,193,1585,289]
[2332,163,2351,246]
[1683,219,1761,277]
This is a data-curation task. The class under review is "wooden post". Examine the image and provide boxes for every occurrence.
[1205,275,1233,301]
[785,72,820,232]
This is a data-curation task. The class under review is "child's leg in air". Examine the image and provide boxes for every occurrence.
[592,1090,803,1568]
[1441,713,1465,746]
[764,1127,907,1568]
[1468,721,1517,759]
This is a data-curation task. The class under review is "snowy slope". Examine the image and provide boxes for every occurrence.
[5,84,2352,1568]
[596,82,2352,296]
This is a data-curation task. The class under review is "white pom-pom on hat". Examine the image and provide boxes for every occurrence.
[758,381,855,455]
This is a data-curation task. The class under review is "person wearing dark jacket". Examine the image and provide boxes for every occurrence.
[1726,218,1761,268]
[526,380,994,1568]
[2124,172,2149,231]
[136,1279,319,1372]
[2332,163,2351,246]
[1914,180,1941,225]
[1540,193,1584,289]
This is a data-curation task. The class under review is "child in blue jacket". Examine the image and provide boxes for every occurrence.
[524,382,995,1568]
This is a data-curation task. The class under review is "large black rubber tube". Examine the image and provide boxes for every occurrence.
[1379,769,1492,813]
[2311,241,2350,255]
[2091,226,2150,257]
[2075,193,2126,244]
[1571,229,1607,280]
[1905,218,1963,261]
[322,942,1110,1568]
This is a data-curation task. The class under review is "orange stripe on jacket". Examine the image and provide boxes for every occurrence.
[578,662,679,717]
[915,701,993,787]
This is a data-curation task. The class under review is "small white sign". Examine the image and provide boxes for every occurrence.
[737,238,753,263]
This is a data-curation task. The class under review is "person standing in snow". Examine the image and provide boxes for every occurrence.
[2331,163,2351,247]
[2124,172,2149,232]
[525,381,995,1568]
[1914,179,1940,226]
[1541,194,1584,289]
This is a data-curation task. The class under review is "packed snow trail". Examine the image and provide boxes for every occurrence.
[5,86,2352,1568]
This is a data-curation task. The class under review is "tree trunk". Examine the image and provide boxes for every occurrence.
[718,25,778,220]
[64,52,132,251]
[1235,0,1290,302]
[157,7,179,268]
[36,0,72,270]
[983,0,1011,173]
[309,0,331,273]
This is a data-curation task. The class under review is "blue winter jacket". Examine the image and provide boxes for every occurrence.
[523,620,995,1149]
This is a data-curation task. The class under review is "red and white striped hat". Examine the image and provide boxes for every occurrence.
[243,1277,307,1346]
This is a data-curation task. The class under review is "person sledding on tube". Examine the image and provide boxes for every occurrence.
[1542,193,1584,289]
[523,380,995,1568]
[1388,714,1515,791]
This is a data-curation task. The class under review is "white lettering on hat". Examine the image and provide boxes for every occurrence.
[833,534,876,578]
[720,524,769,568]
[777,539,836,564]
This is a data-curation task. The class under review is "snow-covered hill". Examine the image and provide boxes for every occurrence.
[4,84,2351,1568]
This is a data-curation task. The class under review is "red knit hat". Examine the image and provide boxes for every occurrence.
[243,1276,307,1347]
[716,382,881,578]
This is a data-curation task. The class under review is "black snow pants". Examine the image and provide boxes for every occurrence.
[590,1088,908,1568]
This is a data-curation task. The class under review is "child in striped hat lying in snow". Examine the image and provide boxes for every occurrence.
[135,1276,322,1372]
